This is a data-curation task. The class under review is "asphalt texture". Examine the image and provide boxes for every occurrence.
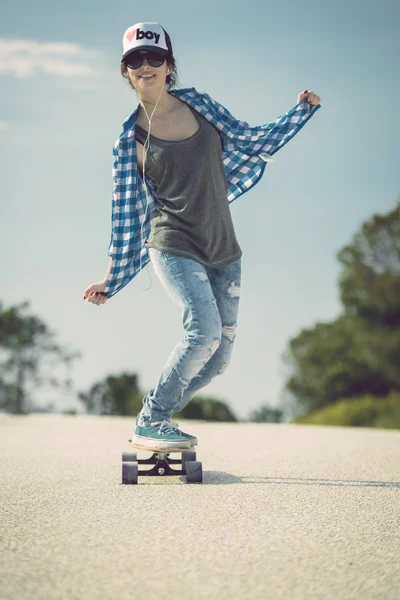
[1,414,399,600]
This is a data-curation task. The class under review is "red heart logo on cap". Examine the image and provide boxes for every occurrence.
[126,29,137,42]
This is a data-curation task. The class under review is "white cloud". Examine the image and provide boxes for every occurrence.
[0,121,10,131]
[0,38,106,78]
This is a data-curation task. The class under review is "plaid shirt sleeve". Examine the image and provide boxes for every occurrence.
[190,89,321,203]
[103,132,158,299]
[197,89,320,156]
[107,141,120,258]
[103,135,140,298]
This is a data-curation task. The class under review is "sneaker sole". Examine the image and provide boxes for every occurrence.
[130,434,190,450]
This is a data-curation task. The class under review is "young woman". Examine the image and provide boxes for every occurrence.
[83,22,321,450]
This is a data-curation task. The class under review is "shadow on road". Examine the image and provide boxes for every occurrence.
[203,473,400,488]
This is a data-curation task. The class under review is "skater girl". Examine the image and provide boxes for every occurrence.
[83,22,321,449]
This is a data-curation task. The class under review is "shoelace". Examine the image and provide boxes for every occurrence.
[151,419,182,436]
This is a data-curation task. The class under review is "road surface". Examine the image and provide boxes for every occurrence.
[1,414,399,599]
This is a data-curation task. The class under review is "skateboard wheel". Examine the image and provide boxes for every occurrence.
[181,451,197,474]
[185,461,202,484]
[122,452,137,462]
[122,462,138,485]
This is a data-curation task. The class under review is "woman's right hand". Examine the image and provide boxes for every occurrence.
[83,281,108,306]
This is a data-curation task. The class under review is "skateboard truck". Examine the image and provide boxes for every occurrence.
[122,441,203,484]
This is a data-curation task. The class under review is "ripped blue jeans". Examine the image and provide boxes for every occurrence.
[139,247,242,424]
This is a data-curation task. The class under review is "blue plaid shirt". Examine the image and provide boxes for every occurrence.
[104,87,321,298]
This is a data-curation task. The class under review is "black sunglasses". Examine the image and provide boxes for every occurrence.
[124,51,166,70]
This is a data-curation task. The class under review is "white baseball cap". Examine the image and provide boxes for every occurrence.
[122,22,169,62]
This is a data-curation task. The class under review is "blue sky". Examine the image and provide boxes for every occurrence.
[1,0,399,419]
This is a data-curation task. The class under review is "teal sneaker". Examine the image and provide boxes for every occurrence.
[131,415,191,450]
[169,419,198,447]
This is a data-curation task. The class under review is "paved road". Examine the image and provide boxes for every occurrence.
[1,414,399,599]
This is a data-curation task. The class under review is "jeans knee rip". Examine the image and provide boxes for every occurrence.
[193,271,208,282]
[227,281,240,298]
[222,324,237,342]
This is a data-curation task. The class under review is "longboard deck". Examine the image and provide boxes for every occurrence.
[128,440,195,453]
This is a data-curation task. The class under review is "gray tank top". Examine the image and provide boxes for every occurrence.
[135,105,242,267]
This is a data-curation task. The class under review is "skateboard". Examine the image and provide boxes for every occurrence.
[121,440,203,484]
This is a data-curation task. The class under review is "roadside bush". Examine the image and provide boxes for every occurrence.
[295,391,400,429]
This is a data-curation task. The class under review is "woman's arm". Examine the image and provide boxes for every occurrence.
[102,257,113,284]
[83,257,111,303]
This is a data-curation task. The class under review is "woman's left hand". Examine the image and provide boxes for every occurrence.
[83,281,108,305]
[297,90,321,107]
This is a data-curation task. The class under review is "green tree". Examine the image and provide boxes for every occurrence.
[338,200,400,325]
[248,403,283,423]
[284,316,400,414]
[78,372,143,415]
[0,300,81,414]
[283,200,400,419]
